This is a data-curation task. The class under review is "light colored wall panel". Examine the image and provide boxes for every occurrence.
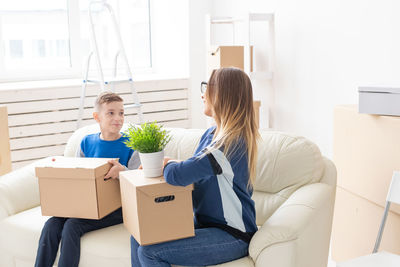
[10,133,72,150]
[0,78,190,170]
[11,145,65,162]
[8,99,188,127]
[0,78,189,103]
[12,159,37,170]
[4,90,187,115]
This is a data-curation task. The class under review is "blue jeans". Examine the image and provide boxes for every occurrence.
[130,227,249,267]
[34,208,123,267]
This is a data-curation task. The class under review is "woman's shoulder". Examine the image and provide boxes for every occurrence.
[202,126,216,137]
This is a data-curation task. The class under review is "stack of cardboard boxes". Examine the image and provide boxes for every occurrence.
[332,105,400,261]
[207,45,260,128]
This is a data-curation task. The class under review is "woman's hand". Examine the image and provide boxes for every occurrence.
[163,157,182,168]
[105,159,125,180]
[163,157,173,167]
[137,157,180,171]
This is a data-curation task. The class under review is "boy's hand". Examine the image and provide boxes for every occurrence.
[105,159,125,180]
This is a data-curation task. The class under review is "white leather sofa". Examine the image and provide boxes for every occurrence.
[0,124,336,267]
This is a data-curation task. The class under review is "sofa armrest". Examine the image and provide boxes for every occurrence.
[0,160,43,220]
[249,182,334,262]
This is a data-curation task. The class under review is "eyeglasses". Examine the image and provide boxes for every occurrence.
[200,81,207,94]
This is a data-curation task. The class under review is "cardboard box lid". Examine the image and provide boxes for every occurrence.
[120,170,193,197]
[35,156,113,180]
[359,86,400,94]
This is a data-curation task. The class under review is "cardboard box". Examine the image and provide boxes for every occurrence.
[332,105,400,261]
[359,86,400,116]
[331,187,400,261]
[0,106,11,175]
[333,105,400,214]
[120,170,194,245]
[35,156,121,219]
[207,45,253,77]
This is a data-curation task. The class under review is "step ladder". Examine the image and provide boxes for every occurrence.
[77,0,144,129]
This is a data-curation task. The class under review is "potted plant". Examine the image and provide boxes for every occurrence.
[124,121,171,177]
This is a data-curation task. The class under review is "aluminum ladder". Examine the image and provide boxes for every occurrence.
[77,0,143,129]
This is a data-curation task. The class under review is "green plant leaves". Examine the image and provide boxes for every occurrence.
[123,121,171,153]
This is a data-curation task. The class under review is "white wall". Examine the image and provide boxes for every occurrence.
[190,0,400,158]
[151,0,189,77]
[188,0,211,129]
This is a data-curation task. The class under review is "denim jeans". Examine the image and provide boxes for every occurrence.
[34,208,123,267]
[130,227,249,267]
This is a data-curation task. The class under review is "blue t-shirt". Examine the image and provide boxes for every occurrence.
[163,126,257,242]
[77,133,140,169]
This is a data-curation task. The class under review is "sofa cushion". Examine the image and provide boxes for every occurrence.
[256,131,324,194]
[163,128,203,159]
[0,207,131,267]
[0,160,42,219]
[253,131,324,225]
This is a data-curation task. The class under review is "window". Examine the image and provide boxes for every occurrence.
[0,0,151,81]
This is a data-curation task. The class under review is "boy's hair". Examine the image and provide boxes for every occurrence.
[94,91,123,112]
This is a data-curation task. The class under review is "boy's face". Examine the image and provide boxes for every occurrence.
[93,101,124,135]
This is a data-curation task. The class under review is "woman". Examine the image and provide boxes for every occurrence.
[131,67,260,266]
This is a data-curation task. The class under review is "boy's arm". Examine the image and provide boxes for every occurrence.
[75,142,85,158]
[127,151,141,170]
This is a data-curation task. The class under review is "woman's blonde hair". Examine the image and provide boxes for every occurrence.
[206,67,260,185]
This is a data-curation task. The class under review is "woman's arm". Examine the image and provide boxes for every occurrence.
[163,152,222,186]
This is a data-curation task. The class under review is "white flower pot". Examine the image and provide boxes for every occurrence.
[139,150,164,178]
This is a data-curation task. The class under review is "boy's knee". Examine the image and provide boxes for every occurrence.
[43,217,64,235]
[62,219,85,237]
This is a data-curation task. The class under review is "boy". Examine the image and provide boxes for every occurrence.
[35,92,140,267]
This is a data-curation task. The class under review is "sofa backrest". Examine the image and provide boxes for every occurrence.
[65,124,325,226]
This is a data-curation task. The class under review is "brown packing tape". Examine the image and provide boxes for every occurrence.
[120,169,193,197]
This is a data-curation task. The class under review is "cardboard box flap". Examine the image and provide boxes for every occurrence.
[120,169,193,197]
[138,182,193,198]
[35,156,113,179]
[359,86,400,94]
